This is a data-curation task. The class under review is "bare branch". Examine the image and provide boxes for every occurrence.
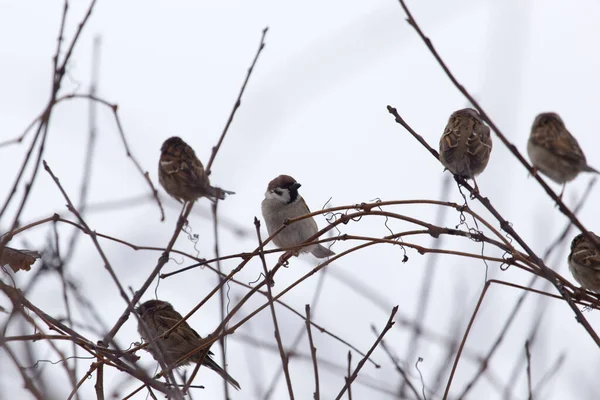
[335,306,398,400]
[205,27,268,175]
[254,217,295,399]
[305,305,320,400]
[525,341,532,400]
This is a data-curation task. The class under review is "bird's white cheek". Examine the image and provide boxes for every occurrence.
[265,191,278,200]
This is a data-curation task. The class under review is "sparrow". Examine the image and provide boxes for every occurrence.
[568,232,600,294]
[527,112,598,197]
[261,175,334,258]
[136,300,240,390]
[439,108,492,193]
[158,136,234,203]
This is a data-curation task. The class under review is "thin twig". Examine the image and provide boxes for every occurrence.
[305,305,320,400]
[254,217,295,399]
[542,176,597,261]
[2,342,45,399]
[444,281,491,399]
[232,332,397,396]
[400,174,450,397]
[205,27,268,175]
[346,351,353,400]
[62,35,102,266]
[262,258,330,400]
[211,201,230,400]
[335,306,398,400]
[51,92,165,220]
[454,274,536,399]
[525,341,532,400]
[66,364,99,400]
[457,275,537,399]
[43,161,133,309]
[95,361,105,400]
[52,221,80,399]
[376,331,422,400]
[531,353,565,398]
[415,358,428,400]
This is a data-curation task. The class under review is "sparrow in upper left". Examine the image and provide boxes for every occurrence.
[158,136,234,203]
[527,112,598,197]
[439,108,493,193]
[261,174,335,258]
[136,299,241,390]
[568,231,600,294]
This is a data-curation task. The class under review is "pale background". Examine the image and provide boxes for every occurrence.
[1,0,600,398]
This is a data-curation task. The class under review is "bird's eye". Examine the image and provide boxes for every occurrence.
[274,189,283,196]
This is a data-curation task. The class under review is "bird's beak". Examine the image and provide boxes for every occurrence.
[290,182,302,191]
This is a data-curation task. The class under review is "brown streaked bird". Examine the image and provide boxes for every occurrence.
[158,136,234,203]
[261,175,335,258]
[527,112,598,197]
[568,232,600,294]
[439,108,492,193]
[136,300,240,390]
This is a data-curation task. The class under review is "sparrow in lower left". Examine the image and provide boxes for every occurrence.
[158,136,234,203]
[439,108,492,192]
[136,300,241,390]
[568,232,600,294]
[261,175,334,258]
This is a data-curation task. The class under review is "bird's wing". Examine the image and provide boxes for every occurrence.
[467,122,492,157]
[160,152,207,187]
[534,129,586,165]
[157,312,216,357]
[578,250,600,271]
[298,197,319,236]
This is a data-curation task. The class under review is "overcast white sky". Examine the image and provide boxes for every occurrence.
[2,0,600,399]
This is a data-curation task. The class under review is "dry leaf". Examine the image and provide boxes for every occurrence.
[1,247,41,273]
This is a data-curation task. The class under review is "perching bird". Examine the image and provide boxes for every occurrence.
[136,300,240,390]
[158,136,234,203]
[527,112,598,197]
[439,108,492,193]
[568,232,600,294]
[261,175,334,258]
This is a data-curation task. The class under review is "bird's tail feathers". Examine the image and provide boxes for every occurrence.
[311,244,335,259]
[208,185,236,201]
[204,357,241,390]
[583,164,600,174]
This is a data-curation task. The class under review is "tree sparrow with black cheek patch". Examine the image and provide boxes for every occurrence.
[261,175,335,258]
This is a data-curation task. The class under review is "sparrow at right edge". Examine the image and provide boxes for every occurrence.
[568,232,600,294]
[527,112,598,198]
[439,108,493,194]
[261,175,335,258]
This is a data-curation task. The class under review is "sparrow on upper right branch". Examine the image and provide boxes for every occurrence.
[527,112,598,197]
